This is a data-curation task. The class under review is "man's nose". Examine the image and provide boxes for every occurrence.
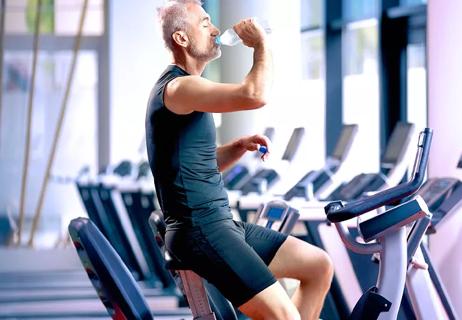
[211,25,220,36]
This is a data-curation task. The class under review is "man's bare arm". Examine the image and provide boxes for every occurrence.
[165,19,272,115]
[217,134,271,172]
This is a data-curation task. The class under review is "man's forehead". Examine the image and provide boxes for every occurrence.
[187,3,209,20]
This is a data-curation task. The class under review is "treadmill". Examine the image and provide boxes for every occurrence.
[236,124,359,221]
[238,127,306,196]
[326,122,415,201]
[283,124,359,201]
[118,183,178,291]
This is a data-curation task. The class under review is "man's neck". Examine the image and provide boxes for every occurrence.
[172,54,207,76]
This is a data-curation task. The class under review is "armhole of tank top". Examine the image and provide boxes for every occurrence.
[160,77,172,112]
[162,76,189,117]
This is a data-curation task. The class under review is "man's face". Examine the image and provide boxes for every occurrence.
[185,4,221,62]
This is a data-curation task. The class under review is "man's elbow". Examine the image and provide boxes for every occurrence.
[246,98,267,109]
[241,90,268,109]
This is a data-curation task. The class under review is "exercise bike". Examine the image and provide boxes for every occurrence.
[324,128,448,319]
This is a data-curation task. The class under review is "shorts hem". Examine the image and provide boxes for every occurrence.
[233,277,278,308]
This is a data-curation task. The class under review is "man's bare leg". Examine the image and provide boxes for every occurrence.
[238,281,301,320]
[269,236,334,320]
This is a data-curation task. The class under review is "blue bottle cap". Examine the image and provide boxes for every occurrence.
[259,146,268,154]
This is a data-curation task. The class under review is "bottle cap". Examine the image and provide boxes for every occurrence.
[259,146,268,154]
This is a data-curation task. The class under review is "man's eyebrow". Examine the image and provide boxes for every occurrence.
[201,15,211,22]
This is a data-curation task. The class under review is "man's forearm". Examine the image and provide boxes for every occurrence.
[216,139,246,172]
[242,44,272,104]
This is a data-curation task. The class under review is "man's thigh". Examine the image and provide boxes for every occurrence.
[239,220,288,265]
[268,235,331,280]
[166,219,281,307]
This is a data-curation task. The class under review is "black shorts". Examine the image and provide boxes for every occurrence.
[164,218,288,307]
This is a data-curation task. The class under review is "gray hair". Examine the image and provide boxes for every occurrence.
[157,0,203,51]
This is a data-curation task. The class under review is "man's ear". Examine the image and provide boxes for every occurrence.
[172,31,189,48]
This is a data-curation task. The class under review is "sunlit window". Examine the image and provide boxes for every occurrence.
[407,43,427,130]
[301,0,323,29]
[55,0,104,35]
[5,0,104,35]
[5,0,54,34]
[298,0,326,169]
[0,51,98,247]
[301,31,324,80]
[2,0,105,247]
[343,0,379,21]
[343,19,380,173]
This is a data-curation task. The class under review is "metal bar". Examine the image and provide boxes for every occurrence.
[0,0,5,149]
[97,0,110,171]
[420,244,459,320]
[324,0,343,158]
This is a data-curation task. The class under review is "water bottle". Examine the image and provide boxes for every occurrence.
[216,19,271,47]
[215,28,241,46]
[258,145,268,161]
[259,145,268,156]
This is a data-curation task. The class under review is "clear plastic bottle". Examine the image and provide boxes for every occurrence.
[216,20,271,46]
[215,28,241,46]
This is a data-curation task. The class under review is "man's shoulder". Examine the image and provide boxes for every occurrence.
[161,65,189,80]
[148,66,192,116]
[154,65,190,92]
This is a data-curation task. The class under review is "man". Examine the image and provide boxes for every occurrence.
[146,1,333,319]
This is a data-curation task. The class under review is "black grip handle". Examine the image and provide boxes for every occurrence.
[325,128,433,222]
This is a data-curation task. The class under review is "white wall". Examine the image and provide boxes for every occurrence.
[428,0,462,179]
[218,0,325,172]
[219,0,304,142]
[109,0,169,163]
[427,0,462,317]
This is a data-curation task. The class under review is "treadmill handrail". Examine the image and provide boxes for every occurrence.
[325,128,432,222]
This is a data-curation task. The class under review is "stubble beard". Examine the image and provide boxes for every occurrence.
[189,39,221,62]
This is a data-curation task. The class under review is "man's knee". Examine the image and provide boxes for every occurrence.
[241,303,300,320]
[298,247,334,287]
[260,304,301,320]
[280,309,301,320]
[239,282,300,320]
[319,250,334,286]
[276,302,301,320]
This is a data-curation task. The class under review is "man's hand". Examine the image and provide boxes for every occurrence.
[238,134,271,161]
[233,18,267,48]
[217,134,272,171]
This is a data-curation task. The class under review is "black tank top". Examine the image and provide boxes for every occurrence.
[146,65,231,229]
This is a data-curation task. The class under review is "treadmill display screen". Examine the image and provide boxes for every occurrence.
[382,123,414,165]
[263,127,275,142]
[282,128,305,161]
[332,125,358,161]
[266,207,285,220]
